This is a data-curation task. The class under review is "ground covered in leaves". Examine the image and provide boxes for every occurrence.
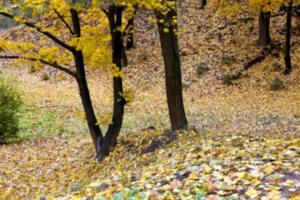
[1,129,299,199]
[0,0,300,199]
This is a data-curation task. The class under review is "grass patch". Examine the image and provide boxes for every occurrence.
[17,105,87,141]
[195,63,209,76]
[222,55,236,65]
[222,73,234,85]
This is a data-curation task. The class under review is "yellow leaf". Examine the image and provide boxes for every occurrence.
[188,172,198,180]
[245,187,259,199]
[266,189,281,200]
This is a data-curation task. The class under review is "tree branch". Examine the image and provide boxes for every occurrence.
[0,55,76,77]
[0,12,75,52]
[54,9,74,35]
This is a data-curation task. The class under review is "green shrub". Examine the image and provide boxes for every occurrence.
[222,73,234,85]
[270,77,284,91]
[40,72,49,81]
[195,63,209,76]
[222,55,236,65]
[0,77,22,143]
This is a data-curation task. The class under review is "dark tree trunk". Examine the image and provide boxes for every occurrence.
[70,9,103,158]
[74,51,103,155]
[284,0,293,75]
[296,6,300,29]
[124,5,138,50]
[155,1,188,131]
[199,0,207,9]
[99,6,126,159]
[126,16,134,50]
[258,11,271,46]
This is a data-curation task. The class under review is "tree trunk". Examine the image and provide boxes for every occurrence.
[199,0,207,9]
[155,1,188,131]
[296,6,300,29]
[99,6,126,159]
[124,5,138,50]
[258,11,271,46]
[74,51,103,156]
[284,0,293,75]
[70,8,103,159]
[126,16,134,50]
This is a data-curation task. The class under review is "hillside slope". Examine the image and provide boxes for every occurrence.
[0,0,299,199]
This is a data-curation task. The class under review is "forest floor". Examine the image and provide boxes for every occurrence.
[0,0,300,199]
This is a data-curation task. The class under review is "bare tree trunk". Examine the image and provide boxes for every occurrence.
[284,0,293,75]
[124,5,138,50]
[71,9,103,158]
[126,16,135,50]
[99,6,126,159]
[74,51,103,155]
[155,0,188,131]
[258,11,271,46]
[199,0,207,9]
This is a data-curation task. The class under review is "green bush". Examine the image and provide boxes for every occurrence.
[222,55,236,65]
[40,72,50,81]
[270,77,284,91]
[0,77,23,143]
[195,63,209,76]
[222,73,234,85]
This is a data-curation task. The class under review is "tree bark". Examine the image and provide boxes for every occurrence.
[284,0,293,75]
[126,16,135,50]
[155,1,188,131]
[199,0,207,9]
[99,6,126,159]
[124,5,138,50]
[296,6,300,29]
[74,51,103,155]
[258,11,271,46]
[70,8,103,158]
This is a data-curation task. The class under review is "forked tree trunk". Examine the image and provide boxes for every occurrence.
[155,0,188,131]
[99,6,126,159]
[284,0,293,75]
[72,7,126,160]
[258,11,271,46]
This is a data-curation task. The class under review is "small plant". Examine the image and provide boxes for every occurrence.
[270,77,284,91]
[195,63,209,76]
[271,62,282,72]
[222,73,234,85]
[0,76,23,143]
[40,72,49,81]
[138,51,148,61]
[222,55,236,65]
[248,23,254,32]
[28,65,37,74]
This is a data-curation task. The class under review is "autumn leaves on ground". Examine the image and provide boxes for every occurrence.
[0,0,300,200]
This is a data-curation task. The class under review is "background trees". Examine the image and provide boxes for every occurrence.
[213,0,300,74]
